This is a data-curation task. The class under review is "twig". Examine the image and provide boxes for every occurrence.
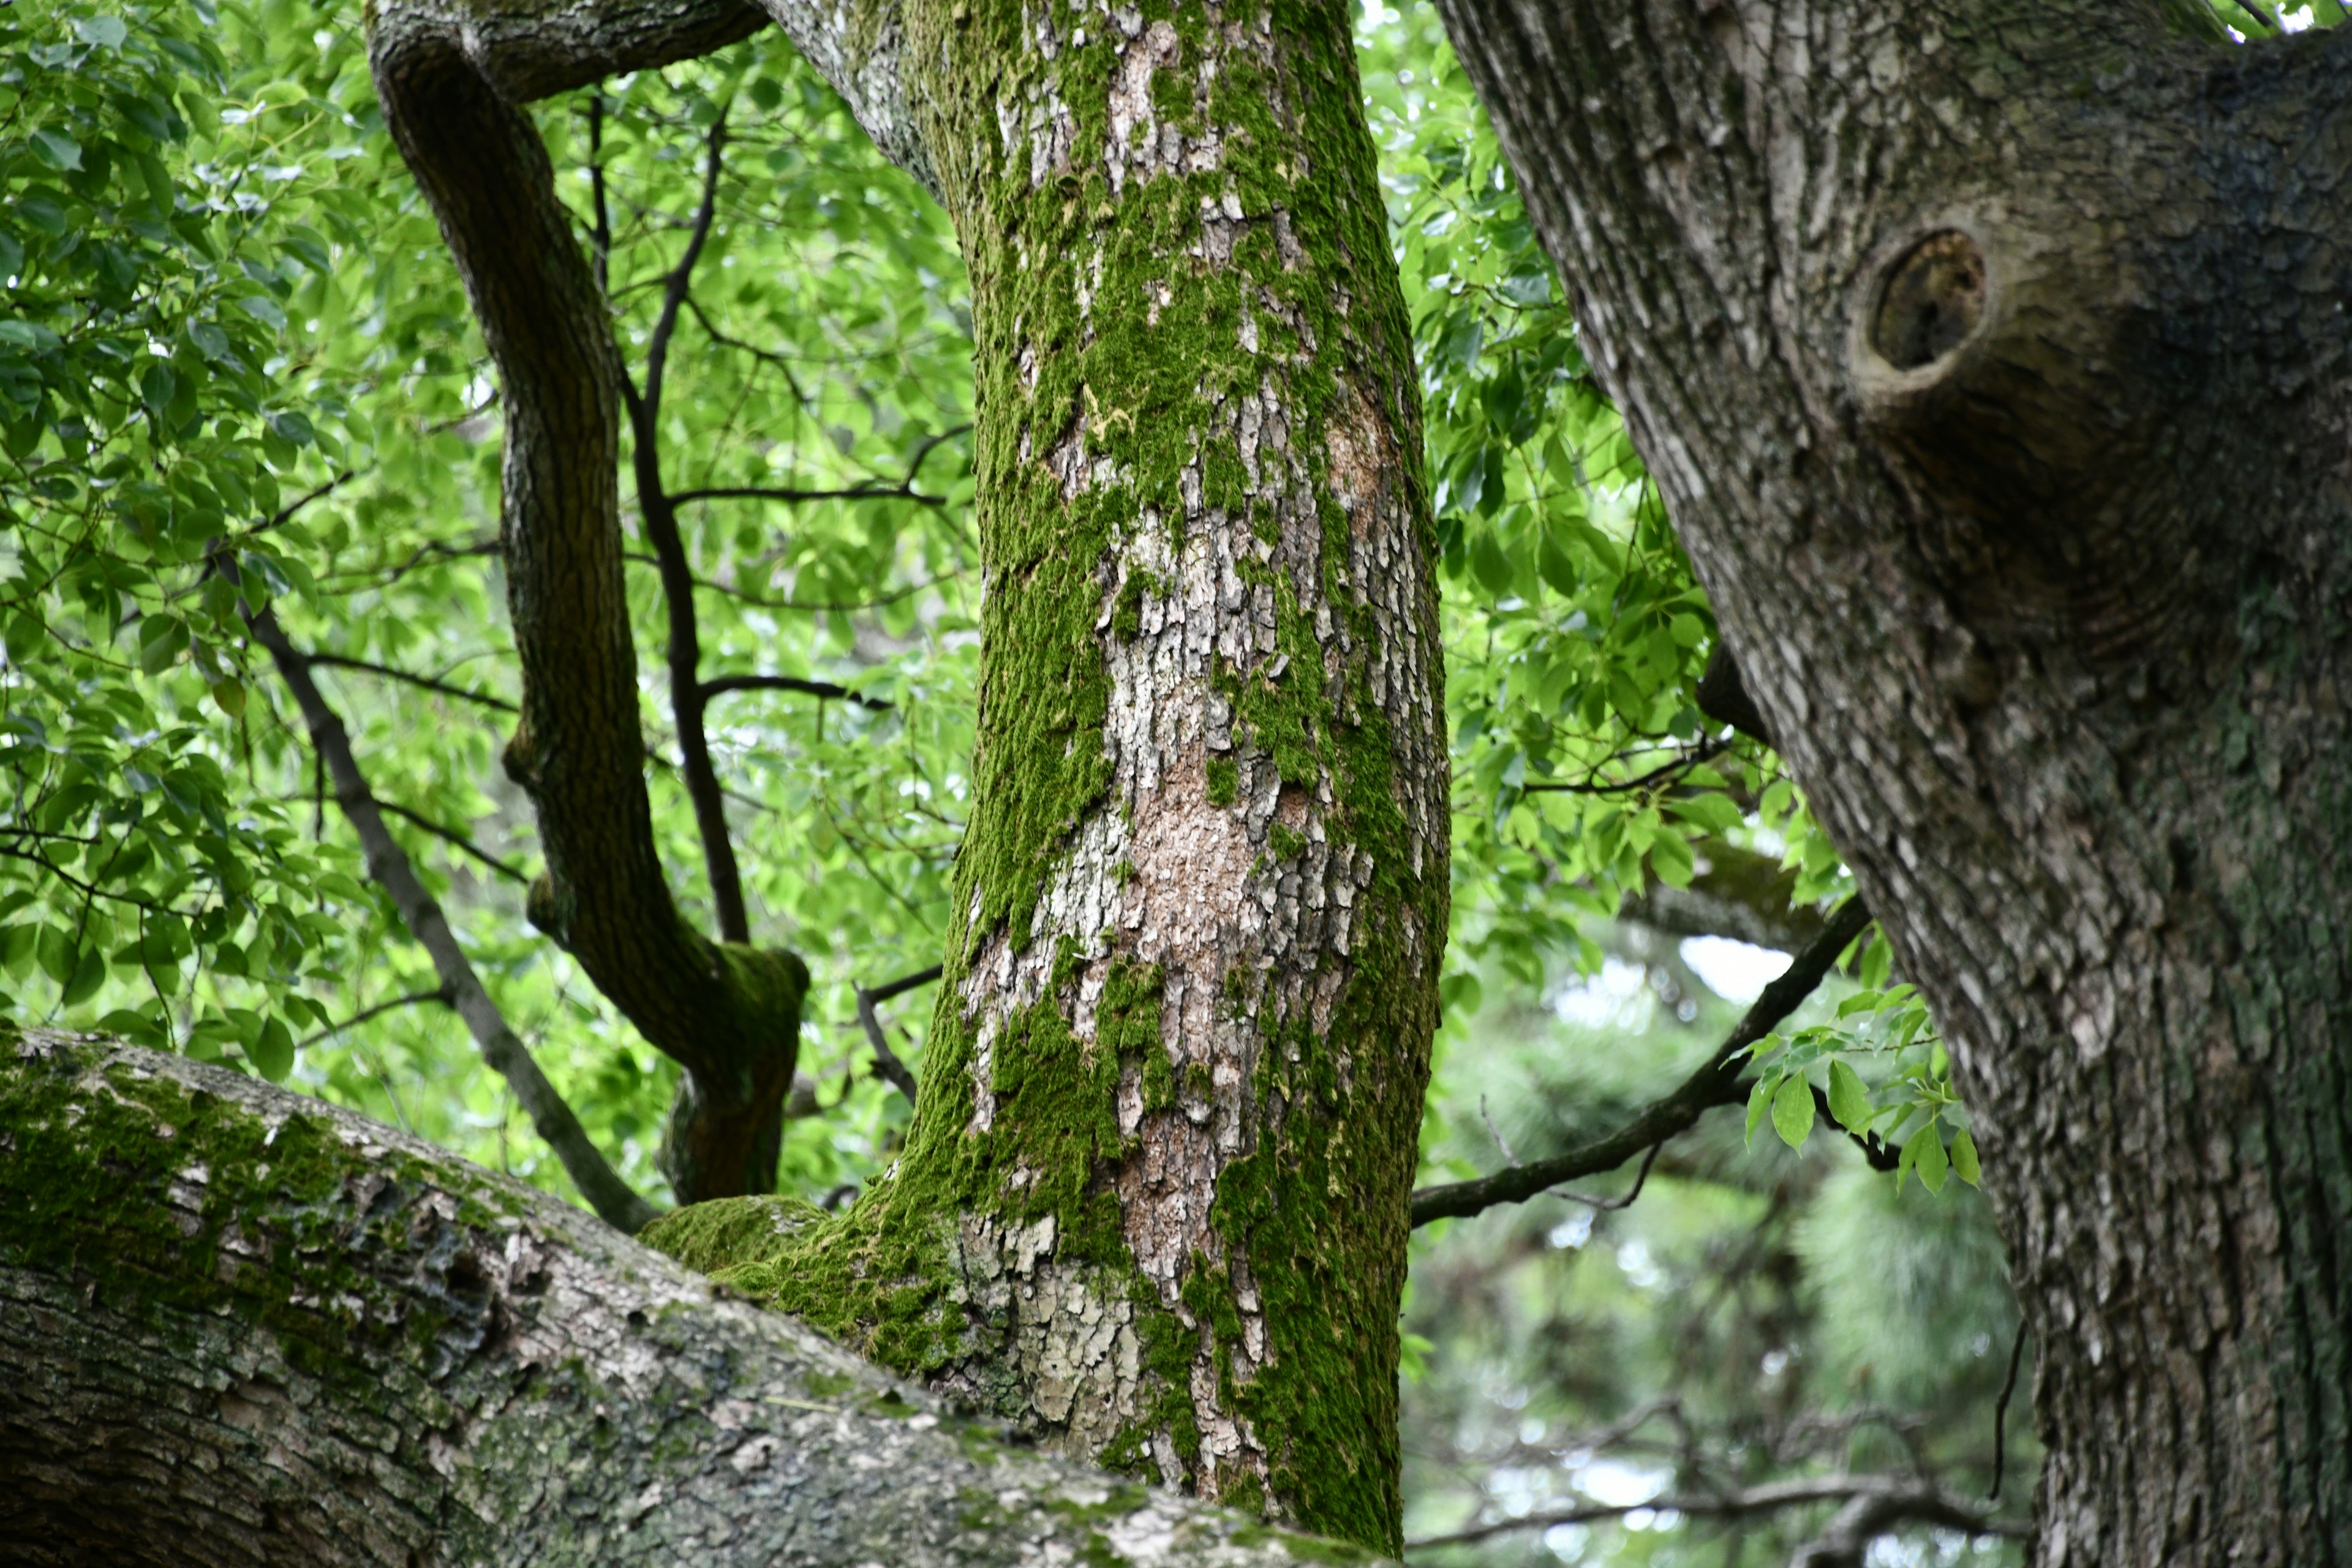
[853,962,941,1102]
[1989,1321,2030,1502]
[304,652,518,714]
[373,799,530,884]
[1409,1473,2027,1553]
[1409,897,1870,1226]
[1544,1140,1663,1211]
[669,483,948,508]
[297,985,452,1050]
[244,595,659,1235]
[699,673,894,710]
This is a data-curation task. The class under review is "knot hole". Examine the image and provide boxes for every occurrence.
[1872,230,1986,370]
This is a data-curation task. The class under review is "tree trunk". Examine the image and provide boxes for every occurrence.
[0,1028,1378,1566]
[1427,1,2352,1560]
[659,0,1448,1551]
[366,0,1444,1549]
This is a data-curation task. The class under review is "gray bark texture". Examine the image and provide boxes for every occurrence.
[1426,1,2352,1561]
[0,1028,1378,1567]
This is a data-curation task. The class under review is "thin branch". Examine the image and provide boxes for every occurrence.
[242,470,357,540]
[699,673,894,711]
[1409,897,1871,1227]
[624,553,958,613]
[621,111,748,944]
[244,595,659,1235]
[374,799,530,884]
[588,91,611,298]
[1989,1322,2030,1502]
[1408,1474,2027,1553]
[867,961,943,1006]
[854,962,941,1102]
[298,986,451,1050]
[303,652,518,714]
[668,483,949,508]
[1543,1139,1663,1211]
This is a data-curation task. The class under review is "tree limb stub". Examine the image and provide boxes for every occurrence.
[369,0,809,1203]
[0,1029,1371,1567]
[247,604,660,1235]
[1409,897,1869,1226]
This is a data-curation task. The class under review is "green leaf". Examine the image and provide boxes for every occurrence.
[1771,1072,1814,1150]
[62,943,107,1006]
[1744,1075,1773,1147]
[1951,1127,1981,1186]
[1647,829,1695,890]
[1914,1126,1950,1194]
[75,15,129,48]
[1826,1059,1872,1132]
[247,1015,295,1082]
[31,130,85,172]
[1469,531,1512,597]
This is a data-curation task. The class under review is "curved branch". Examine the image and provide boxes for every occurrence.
[1409,897,1870,1226]
[368,0,809,1202]
[0,1030,1354,1567]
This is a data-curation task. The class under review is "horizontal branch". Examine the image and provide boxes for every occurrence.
[0,1029,1358,1567]
[296,985,452,1050]
[668,483,947,508]
[1408,1472,2026,1552]
[699,673,894,710]
[303,652,518,715]
[1409,896,1870,1227]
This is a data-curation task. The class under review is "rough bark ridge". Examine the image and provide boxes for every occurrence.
[368,0,810,1204]
[1428,2,2352,1560]
[0,1029,1376,1567]
[652,0,1446,1551]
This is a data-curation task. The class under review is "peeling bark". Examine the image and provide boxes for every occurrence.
[1430,1,2352,1558]
[0,1029,1380,1567]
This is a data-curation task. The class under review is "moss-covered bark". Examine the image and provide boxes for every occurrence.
[0,1028,1381,1566]
[647,0,1446,1551]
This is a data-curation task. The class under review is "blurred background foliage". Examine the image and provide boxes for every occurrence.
[45,0,2334,1556]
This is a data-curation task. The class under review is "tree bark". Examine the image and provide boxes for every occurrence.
[0,1028,1378,1567]
[368,0,810,1205]
[364,0,1442,1545]
[639,0,1447,1551]
[1427,2,2352,1560]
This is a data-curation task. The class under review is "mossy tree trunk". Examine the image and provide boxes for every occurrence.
[368,0,1443,1553]
[660,0,1446,1553]
[1428,0,2352,1559]
[0,1030,1375,1566]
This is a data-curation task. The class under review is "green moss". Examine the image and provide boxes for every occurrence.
[0,1037,533,1400]
[1268,823,1306,861]
[1205,755,1239,806]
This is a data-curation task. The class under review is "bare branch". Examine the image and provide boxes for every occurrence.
[373,799,530,884]
[246,600,658,1234]
[297,986,453,1050]
[699,673,893,710]
[1409,897,1870,1227]
[1409,1473,2026,1554]
[303,652,518,715]
[854,962,940,1102]
[669,483,948,508]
